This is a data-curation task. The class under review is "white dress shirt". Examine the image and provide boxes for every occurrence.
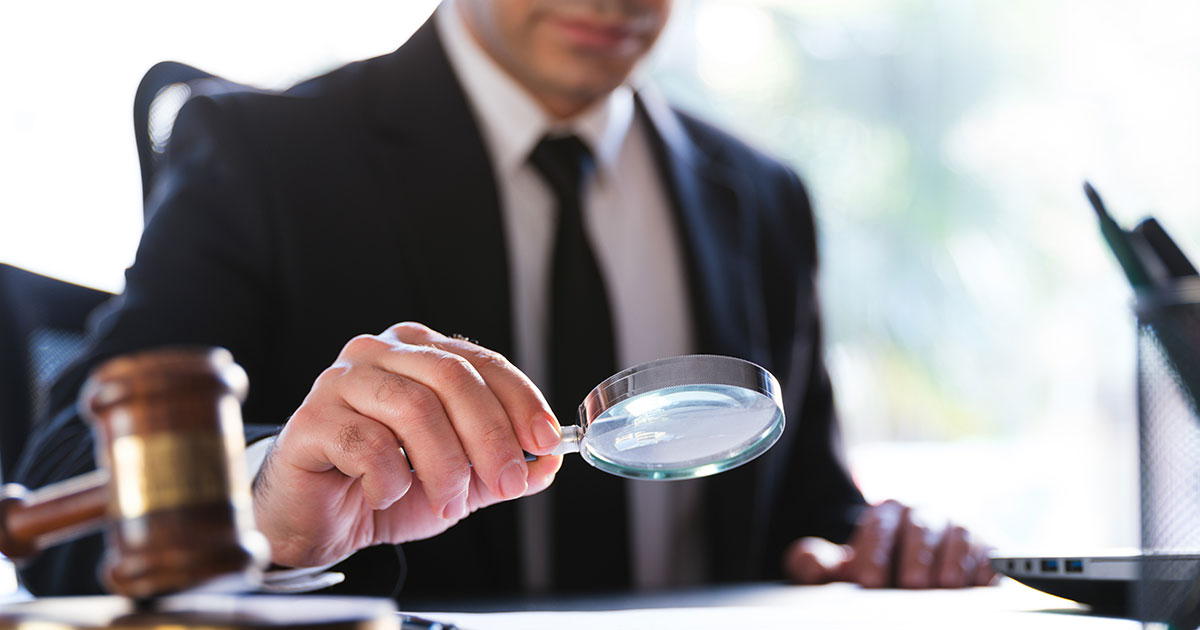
[436,1,707,592]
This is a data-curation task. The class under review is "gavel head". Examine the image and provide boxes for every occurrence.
[81,346,269,600]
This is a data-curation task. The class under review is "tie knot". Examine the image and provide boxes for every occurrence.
[529,134,594,201]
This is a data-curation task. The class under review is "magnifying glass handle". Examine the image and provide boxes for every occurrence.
[545,426,583,456]
[516,425,583,460]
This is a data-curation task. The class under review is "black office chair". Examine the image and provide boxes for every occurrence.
[133,61,258,217]
[0,264,112,481]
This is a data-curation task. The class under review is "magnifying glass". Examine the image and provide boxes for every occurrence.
[545,355,785,481]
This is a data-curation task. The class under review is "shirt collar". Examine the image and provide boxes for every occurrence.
[436,0,634,179]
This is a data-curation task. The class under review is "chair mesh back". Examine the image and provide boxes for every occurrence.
[0,264,111,481]
[26,328,91,433]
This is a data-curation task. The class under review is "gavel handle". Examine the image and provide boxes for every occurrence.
[0,469,109,560]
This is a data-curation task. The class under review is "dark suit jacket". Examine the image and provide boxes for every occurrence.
[15,18,864,598]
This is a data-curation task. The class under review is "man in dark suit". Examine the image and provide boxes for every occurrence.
[16,0,992,598]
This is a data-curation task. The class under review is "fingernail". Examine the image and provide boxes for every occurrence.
[532,414,562,451]
[442,490,468,521]
[499,460,528,499]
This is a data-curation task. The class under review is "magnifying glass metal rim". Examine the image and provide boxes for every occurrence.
[558,354,785,480]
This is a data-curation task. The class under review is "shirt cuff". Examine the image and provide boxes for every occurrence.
[244,434,276,480]
[244,435,347,593]
[260,564,346,593]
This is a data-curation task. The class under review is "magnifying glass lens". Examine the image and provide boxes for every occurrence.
[572,356,785,480]
[582,384,782,480]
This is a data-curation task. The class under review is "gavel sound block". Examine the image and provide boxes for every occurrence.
[0,347,397,630]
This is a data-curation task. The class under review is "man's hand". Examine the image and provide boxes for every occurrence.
[252,322,564,568]
[784,500,996,589]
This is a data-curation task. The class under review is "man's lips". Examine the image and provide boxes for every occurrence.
[547,16,642,51]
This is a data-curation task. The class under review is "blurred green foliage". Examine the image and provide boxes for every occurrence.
[651,0,1200,444]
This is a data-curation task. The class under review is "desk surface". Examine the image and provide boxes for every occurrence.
[408,580,1137,630]
[0,559,24,608]
[0,574,1137,629]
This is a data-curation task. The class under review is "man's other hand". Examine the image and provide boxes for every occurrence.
[252,322,564,568]
[784,500,996,589]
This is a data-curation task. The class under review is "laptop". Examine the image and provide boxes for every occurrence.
[990,552,1200,618]
[991,184,1200,621]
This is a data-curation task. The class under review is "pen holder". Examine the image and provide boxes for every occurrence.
[1134,279,1200,623]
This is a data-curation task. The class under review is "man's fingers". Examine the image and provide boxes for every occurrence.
[831,500,997,590]
[845,500,907,588]
[932,524,971,587]
[329,355,476,518]
[369,324,532,504]
[460,452,564,510]
[259,322,564,568]
[784,537,853,584]
[524,453,564,497]
[972,545,998,585]
[416,327,562,456]
[277,404,413,511]
[895,514,937,589]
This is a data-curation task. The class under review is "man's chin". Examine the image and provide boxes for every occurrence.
[523,74,628,117]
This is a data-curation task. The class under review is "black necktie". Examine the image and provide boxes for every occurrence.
[529,135,629,590]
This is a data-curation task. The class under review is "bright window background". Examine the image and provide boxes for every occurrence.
[4,0,1199,553]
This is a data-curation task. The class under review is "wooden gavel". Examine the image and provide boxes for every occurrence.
[0,347,269,600]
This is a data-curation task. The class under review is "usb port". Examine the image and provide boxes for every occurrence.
[1041,559,1059,573]
[1065,559,1084,573]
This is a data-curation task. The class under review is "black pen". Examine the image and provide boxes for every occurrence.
[400,613,459,630]
[1084,181,1153,288]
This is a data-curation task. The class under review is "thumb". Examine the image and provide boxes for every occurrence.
[784,537,854,584]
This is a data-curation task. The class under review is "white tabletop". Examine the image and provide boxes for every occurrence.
[0,558,28,607]
[409,580,1136,630]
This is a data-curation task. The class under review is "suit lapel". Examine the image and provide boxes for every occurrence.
[638,89,774,581]
[364,19,514,360]
[635,89,768,364]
